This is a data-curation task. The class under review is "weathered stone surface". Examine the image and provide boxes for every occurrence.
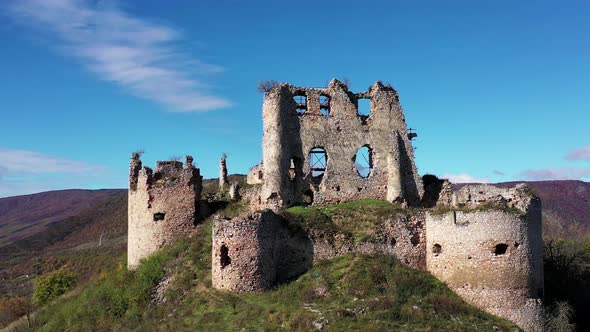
[219,155,229,189]
[254,79,422,211]
[212,211,426,292]
[246,162,264,185]
[128,154,202,269]
[127,79,545,332]
[229,182,240,201]
[426,184,543,332]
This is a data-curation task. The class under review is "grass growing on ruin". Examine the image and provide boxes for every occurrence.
[282,199,417,243]
[20,216,518,332]
[428,203,526,217]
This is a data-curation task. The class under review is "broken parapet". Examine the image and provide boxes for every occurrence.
[256,79,423,211]
[425,183,544,332]
[437,182,537,213]
[246,162,264,185]
[128,154,202,269]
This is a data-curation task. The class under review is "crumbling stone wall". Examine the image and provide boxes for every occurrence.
[219,154,229,189]
[246,163,264,185]
[425,184,543,332]
[128,154,202,269]
[212,210,426,292]
[257,79,422,211]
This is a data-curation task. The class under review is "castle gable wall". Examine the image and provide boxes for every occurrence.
[258,79,422,210]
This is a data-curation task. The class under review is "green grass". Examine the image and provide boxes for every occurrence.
[281,199,418,244]
[19,217,519,332]
[428,204,526,217]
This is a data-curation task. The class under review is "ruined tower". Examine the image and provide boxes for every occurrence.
[128,153,202,269]
[257,79,422,210]
[426,184,544,331]
[219,153,228,190]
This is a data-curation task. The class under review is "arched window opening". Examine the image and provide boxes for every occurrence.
[309,147,327,178]
[354,145,373,178]
[494,243,508,256]
[319,94,330,116]
[220,244,231,268]
[294,94,307,115]
[358,98,371,117]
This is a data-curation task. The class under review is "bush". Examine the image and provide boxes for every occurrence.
[33,269,78,305]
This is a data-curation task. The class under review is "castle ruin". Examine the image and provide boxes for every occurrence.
[128,154,202,268]
[128,79,544,331]
[256,80,422,211]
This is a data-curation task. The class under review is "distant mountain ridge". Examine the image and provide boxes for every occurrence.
[1,180,589,249]
[0,189,126,247]
[455,180,590,235]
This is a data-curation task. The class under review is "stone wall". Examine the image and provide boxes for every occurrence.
[246,163,264,185]
[425,184,543,332]
[128,154,202,269]
[256,79,422,211]
[212,210,426,292]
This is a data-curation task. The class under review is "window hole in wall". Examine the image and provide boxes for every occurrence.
[432,243,442,256]
[258,171,263,180]
[494,243,508,255]
[514,242,520,248]
[309,147,327,178]
[289,157,302,181]
[153,172,163,181]
[354,145,373,178]
[319,94,330,116]
[153,212,165,222]
[357,98,371,116]
[220,244,231,268]
[294,94,307,115]
[301,189,314,206]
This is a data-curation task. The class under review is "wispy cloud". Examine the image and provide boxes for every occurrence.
[0,148,106,174]
[5,0,230,111]
[521,167,590,181]
[0,148,116,197]
[519,144,590,181]
[441,173,490,184]
[566,144,590,161]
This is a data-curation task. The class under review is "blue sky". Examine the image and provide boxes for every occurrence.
[1,0,589,197]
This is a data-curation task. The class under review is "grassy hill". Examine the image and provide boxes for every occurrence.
[11,218,518,332]
[1,179,589,330]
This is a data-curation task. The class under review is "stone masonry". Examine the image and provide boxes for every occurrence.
[127,79,544,331]
[256,79,422,211]
[426,184,544,332]
[212,211,426,292]
[128,153,202,269]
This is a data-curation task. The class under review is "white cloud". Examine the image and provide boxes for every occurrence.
[521,167,590,181]
[0,148,116,197]
[0,148,106,174]
[441,173,490,184]
[566,144,590,161]
[5,0,230,111]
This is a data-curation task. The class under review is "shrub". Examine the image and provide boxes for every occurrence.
[33,269,78,305]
